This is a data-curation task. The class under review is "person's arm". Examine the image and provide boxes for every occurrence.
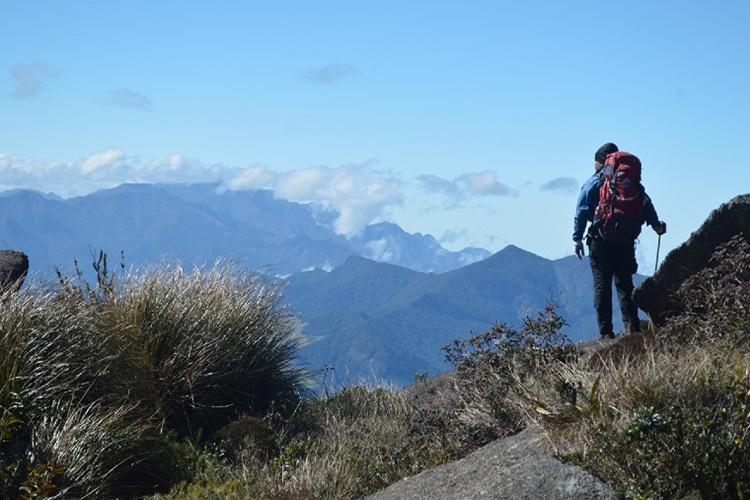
[642,188,666,234]
[573,176,599,242]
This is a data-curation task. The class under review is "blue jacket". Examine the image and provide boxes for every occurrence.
[573,168,660,242]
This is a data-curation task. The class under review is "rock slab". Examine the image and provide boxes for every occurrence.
[366,425,613,500]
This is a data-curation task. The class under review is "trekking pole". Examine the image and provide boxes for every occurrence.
[654,233,662,274]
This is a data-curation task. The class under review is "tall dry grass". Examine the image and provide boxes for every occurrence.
[103,262,306,432]
[158,383,451,500]
[0,284,175,498]
[1,257,306,498]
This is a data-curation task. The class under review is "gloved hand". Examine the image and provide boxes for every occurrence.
[654,221,667,236]
[574,240,584,260]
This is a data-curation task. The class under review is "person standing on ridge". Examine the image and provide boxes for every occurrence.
[573,142,666,339]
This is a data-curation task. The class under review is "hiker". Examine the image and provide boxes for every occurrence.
[573,142,666,339]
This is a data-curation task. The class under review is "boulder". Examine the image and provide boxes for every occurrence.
[0,250,29,293]
[366,424,613,500]
[633,194,750,325]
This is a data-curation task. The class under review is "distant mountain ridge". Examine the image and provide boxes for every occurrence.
[283,246,644,387]
[0,183,489,278]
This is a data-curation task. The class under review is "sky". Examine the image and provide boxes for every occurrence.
[2,1,749,274]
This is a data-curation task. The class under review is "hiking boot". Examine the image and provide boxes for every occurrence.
[600,332,616,340]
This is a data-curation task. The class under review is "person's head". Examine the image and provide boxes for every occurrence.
[594,142,618,170]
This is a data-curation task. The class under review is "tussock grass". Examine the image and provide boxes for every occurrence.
[31,399,176,498]
[0,256,306,499]
[0,283,176,498]
[105,262,306,432]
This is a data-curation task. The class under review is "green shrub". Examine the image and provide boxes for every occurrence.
[443,301,575,445]
[568,368,750,499]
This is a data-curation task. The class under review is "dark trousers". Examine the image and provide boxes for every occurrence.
[587,237,641,336]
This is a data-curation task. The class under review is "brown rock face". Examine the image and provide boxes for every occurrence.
[633,194,750,325]
[0,250,29,293]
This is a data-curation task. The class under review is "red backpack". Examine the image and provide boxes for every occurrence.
[592,151,644,244]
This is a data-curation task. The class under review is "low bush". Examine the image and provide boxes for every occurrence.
[443,302,576,445]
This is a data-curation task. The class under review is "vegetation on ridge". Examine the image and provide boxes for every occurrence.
[3,236,750,498]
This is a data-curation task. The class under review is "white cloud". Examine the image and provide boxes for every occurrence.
[142,154,231,182]
[80,148,127,175]
[0,150,402,237]
[272,162,402,236]
[0,149,240,197]
[9,62,59,99]
[365,238,396,263]
[418,170,515,201]
[418,174,460,195]
[227,165,275,190]
[275,167,329,199]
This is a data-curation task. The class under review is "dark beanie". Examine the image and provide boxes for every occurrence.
[594,142,618,163]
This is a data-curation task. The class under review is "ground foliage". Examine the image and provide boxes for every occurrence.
[4,237,750,499]
[560,234,750,498]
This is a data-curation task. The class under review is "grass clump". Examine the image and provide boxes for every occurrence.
[0,254,306,499]
[106,261,306,433]
[0,286,165,498]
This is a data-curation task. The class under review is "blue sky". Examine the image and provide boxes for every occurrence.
[2,1,748,273]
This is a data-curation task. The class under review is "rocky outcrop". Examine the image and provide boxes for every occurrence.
[0,250,29,293]
[366,424,613,500]
[371,359,615,500]
[633,194,750,325]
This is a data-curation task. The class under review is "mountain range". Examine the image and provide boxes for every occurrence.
[283,246,642,387]
[0,183,640,387]
[0,183,488,279]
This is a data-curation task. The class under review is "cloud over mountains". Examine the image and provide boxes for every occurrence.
[0,148,570,247]
[0,149,400,238]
